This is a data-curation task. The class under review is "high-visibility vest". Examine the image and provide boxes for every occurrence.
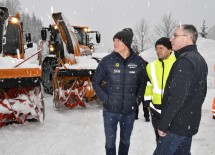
[144,81,152,101]
[146,53,176,106]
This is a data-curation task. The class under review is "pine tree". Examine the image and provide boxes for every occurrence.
[2,0,44,44]
[21,12,44,44]
[199,20,208,38]
[34,17,43,43]
[31,13,37,43]
[2,0,21,15]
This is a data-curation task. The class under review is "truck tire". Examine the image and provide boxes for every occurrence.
[42,57,58,94]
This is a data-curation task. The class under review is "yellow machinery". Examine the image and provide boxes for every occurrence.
[38,12,100,109]
[72,25,100,55]
[0,7,44,126]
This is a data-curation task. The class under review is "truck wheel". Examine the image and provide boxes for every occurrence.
[42,58,58,94]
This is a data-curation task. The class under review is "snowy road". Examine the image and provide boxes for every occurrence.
[0,88,214,155]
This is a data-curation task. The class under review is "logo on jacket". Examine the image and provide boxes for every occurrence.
[114,69,121,74]
[115,63,120,67]
[128,63,137,68]
[129,71,136,74]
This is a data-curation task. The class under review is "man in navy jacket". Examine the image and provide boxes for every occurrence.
[92,28,147,155]
[154,24,208,155]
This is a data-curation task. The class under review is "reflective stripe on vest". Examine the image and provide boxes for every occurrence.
[150,102,161,114]
[144,96,152,101]
[144,81,152,101]
[151,62,164,95]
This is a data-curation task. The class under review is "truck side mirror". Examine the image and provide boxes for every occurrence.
[25,33,32,42]
[0,10,4,19]
[25,33,33,49]
[41,29,47,41]
[96,32,101,43]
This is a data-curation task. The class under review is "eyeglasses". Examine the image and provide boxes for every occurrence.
[171,34,188,39]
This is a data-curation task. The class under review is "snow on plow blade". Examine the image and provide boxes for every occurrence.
[0,68,44,127]
[53,68,96,110]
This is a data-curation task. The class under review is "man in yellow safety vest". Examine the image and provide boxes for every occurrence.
[146,37,176,141]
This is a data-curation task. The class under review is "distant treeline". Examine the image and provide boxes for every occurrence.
[0,0,43,43]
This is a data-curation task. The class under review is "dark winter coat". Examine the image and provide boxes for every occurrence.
[158,45,208,136]
[92,50,148,115]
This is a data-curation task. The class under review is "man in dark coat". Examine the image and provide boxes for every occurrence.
[153,24,208,155]
[92,28,147,155]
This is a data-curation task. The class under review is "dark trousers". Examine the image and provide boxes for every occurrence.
[143,100,150,118]
[136,100,150,119]
[103,108,135,155]
[153,132,192,155]
[150,108,161,141]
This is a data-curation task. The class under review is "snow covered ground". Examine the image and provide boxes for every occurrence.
[0,38,214,155]
[0,88,214,155]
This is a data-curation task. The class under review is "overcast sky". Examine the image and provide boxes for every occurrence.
[20,0,215,52]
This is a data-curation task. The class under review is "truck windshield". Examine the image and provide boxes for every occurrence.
[3,24,21,55]
[74,28,86,45]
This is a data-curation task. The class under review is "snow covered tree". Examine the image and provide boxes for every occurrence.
[21,12,43,44]
[31,13,39,43]
[199,20,208,38]
[133,18,150,52]
[1,0,21,15]
[21,13,31,44]
[154,13,177,38]
[131,36,139,54]
[21,13,31,31]
[1,0,43,43]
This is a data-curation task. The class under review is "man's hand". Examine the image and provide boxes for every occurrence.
[158,129,167,137]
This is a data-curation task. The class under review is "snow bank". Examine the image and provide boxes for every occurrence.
[64,55,98,69]
[139,48,157,63]
[0,43,40,69]
[0,56,39,69]
[197,37,215,77]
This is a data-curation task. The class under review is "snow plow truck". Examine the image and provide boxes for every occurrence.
[38,12,101,110]
[0,7,45,127]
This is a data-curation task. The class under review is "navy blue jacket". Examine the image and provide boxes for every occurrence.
[92,51,147,115]
[158,45,208,136]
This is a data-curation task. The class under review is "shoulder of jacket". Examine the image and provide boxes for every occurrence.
[177,51,194,62]
[175,55,194,70]
[101,53,115,61]
[137,55,147,63]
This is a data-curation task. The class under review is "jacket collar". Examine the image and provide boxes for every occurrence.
[174,45,197,59]
[163,52,176,63]
[114,49,135,61]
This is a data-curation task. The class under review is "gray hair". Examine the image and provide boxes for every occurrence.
[181,24,198,44]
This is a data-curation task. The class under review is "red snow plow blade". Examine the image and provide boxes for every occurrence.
[53,68,96,110]
[0,68,44,127]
